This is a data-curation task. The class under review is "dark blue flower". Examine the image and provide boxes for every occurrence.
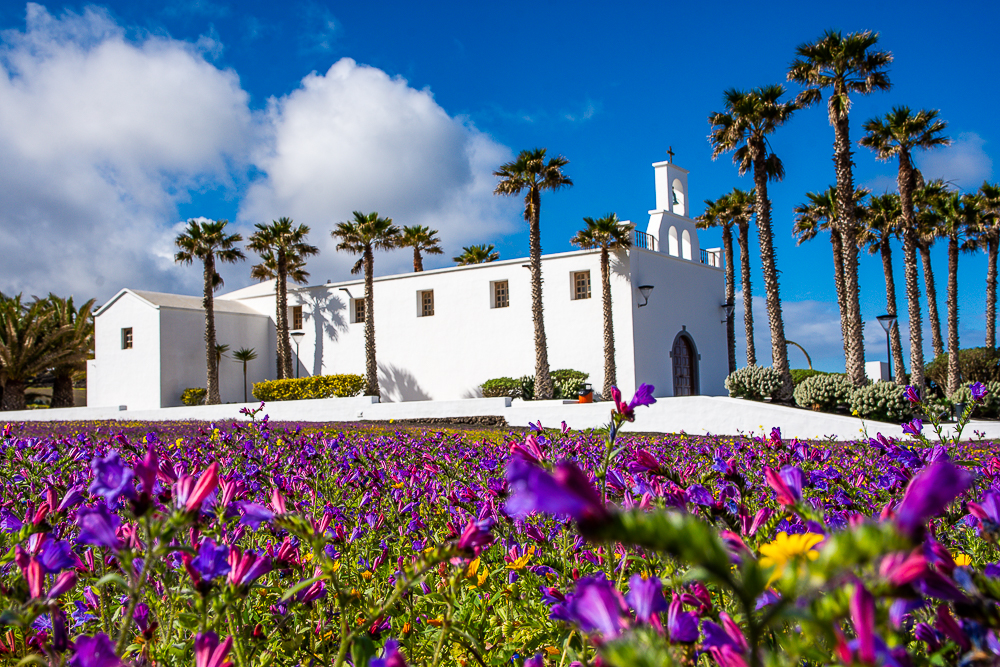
[76,504,122,550]
[505,458,608,524]
[192,540,231,582]
[38,539,76,574]
[896,461,972,538]
[88,452,134,504]
[970,382,988,402]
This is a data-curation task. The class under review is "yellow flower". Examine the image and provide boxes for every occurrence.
[954,553,972,567]
[466,558,481,578]
[544,646,559,656]
[361,570,373,581]
[759,532,824,583]
[506,545,535,571]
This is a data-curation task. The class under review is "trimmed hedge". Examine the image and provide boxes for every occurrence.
[791,368,827,386]
[481,377,521,399]
[480,369,589,400]
[181,388,207,406]
[725,365,783,401]
[252,374,365,402]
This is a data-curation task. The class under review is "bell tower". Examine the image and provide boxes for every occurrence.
[646,153,700,260]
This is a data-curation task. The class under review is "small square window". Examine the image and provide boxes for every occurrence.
[291,305,303,330]
[122,327,133,349]
[354,298,366,324]
[493,280,509,309]
[573,271,592,300]
[419,290,435,317]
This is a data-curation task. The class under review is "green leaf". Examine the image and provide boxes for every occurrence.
[95,573,129,590]
[279,575,326,603]
[351,635,376,667]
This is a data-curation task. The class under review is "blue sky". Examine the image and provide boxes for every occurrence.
[0,0,996,372]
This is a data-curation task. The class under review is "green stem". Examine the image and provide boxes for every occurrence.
[227,607,248,667]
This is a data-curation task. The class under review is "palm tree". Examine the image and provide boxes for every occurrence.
[331,211,401,397]
[571,213,634,398]
[248,218,319,380]
[937,192,979,394]
[727,189,758,367]
[44,295,96,408]
[708,85,797,401]
[789,29,892,388]
[861,107,950,394]
[232,347,258,403]
[494,148,573,400]
[398,226,443,272]
[0,295,78,411]
[696,194,738,373]
[913,179,951,358]
[791,186,869,381]
[174,219,245,405]
[453,244,500,265]
[215,343,230,398]
[975,182,1000,348]
[859,193,907,384]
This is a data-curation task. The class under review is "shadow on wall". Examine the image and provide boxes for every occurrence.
[302,291,348,376]
[460,386,484,399]
[379,362,432,402]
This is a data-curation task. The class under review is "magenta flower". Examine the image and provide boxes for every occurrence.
[896,461,972,538]
[370,639,408,667]
[970,382,988,402]
[566,574,628,638]
[763,466,802,505]
[47,571,78,599]
[667,595,699,643]
[968,490,1000,526]
[194,632,233,667]
[850,583,876,664]
[88,452,134,504]
[456,519,494,555]
[625,574,667,624]
[509,435,545,464]
[901,419,923,437]
[505,458,609,524]
[904,385,921,403]
[68,633,120,667]
[610,384,656,422]
[133,445,159,495]
[227,548,272,589]
[182,462,220,513]
[76,504,122,550]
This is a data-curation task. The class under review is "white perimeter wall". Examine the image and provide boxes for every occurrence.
[88,293,162,410]
[628,247,728,396]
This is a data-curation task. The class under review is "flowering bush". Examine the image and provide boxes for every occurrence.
[793,373,853,412]
[724,365,783,401]
[251,374,364,401]
[180,387,207,406]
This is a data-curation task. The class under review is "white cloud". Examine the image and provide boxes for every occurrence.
[239,58,519,278]
[0,3,252,299]
[916,131,993,190]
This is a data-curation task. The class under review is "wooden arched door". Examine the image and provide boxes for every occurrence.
[672,335,695,396]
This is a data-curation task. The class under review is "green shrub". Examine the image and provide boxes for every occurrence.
[252,374,365,402]
[551,369,588,399]
[791,368,827,386]
[724,366,783,401]
[519,375,535,401]
[925,347,1000,387]
[793,373,853,412]
[923,395,954,422]
[848,382,913,423]
[481,377,522,399]
[949,380,1000,419]
[181,388,207,406]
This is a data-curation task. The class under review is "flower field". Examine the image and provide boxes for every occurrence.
[3,389,1000,667]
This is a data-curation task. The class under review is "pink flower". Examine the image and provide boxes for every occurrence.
[194,632,233,667]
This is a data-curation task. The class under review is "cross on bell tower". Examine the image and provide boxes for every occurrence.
[666,146,675,164]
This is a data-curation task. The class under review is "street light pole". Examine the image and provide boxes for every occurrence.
[290,331,305,379]
[876,314,898,380]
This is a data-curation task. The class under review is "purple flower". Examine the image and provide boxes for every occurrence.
[850,583,876,664]
[521,656,543,667]
[904,385,921,404]
[625,574,667,624]
[68,633,120,667]
[505,458,609,524]
[566,574,628,638]
[370,639,408,667]
[901,419,923,437]
[38,539,76,574]
[234,502,274,530]
[456,518,494,554]
[970,382,988,402]
[1,508,24,533]
[610,384,656,421]
[57,485,87,513]
[896,461,972,538]
[194,631,233,667]
[228,548,272,588]
[764,466,802,505]
[88,452,134,504]
[968,490,1000,526]
[76,504,122,550]
[667,595,699,643]
[685,485,715,507]
[193,540,231,582]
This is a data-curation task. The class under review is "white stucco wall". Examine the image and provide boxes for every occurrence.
[88,292,162,410]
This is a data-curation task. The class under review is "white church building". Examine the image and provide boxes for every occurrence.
[87,160,729,410]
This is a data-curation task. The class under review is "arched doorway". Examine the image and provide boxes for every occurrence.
[671,331,699,396]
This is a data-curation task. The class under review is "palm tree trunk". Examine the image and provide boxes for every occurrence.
[413,247,423,272]
[526,188,554,399]
[737,222,756,367]
[600,245,616,398]
[832,110,866,387]
[204,254,221,404]
[722,225,736,375]
[987,236,998,349]
[1,380,26,411]
[276,252,292,379]
[830,229,849,357]
[364,246,379,397]
[899,150,925,393]
[243,362,248,403]
[51,372,75,408]
[946,234,960,395]
[880,241,907,384]
[919,244,944,359]
[751,147,792,400]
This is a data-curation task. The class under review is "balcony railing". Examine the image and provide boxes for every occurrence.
[701,248,722,267]
[633,230,657,251]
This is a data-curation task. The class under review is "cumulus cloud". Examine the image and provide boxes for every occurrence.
[917,132,993,190]
[239,58,519,279]
[0,3,252,300]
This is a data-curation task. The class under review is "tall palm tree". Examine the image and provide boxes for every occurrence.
[728,189,758,367]
[232,347,258,403]
[44,295,96,408]
[248,218,319,380]
[975,182,1000,349]
[0,295,77,411]
[789,29,892,387]
[859,193,907,384]
[494,148,573,400]
[398,226,443,272]
[174,219,245,405]
[937,192,979,394]
[709,85,797,401]
[571,213,634,398]
[861,107,950,394]
[331,211,401,397]
[696,194,738,373]
[453,244,500,265]
[791,186,869,381]
[914,179,950,358]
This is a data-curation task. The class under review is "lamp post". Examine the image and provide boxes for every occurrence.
[876,314,897,380]
[720,300,735,323]
[290,330,305,379]
[637,285,654,308]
